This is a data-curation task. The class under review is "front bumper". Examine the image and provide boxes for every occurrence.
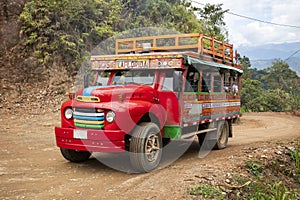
[55,127,126,152]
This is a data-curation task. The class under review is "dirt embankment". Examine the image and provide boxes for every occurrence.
[0,112,299,199]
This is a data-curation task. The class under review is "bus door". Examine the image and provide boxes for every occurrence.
[157,69,183,139]
[182,66,203,130]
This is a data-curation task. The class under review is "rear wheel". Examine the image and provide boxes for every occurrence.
[197,132,206,147]
[214,121,229,150]
[130,123,162,173]
[60,148,91,163]
[197,132,215,150]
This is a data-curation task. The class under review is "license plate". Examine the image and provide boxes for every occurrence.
[74,130,88,140]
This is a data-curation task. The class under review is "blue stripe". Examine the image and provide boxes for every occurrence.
[74,115,104,121]
[82,85,122,96]
[82,86,102,96]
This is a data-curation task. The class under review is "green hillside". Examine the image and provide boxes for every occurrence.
[251,57,300,76]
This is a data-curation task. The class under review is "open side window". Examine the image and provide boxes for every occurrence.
[160,69,182,92]
[185,66,200,92]
[201,71,212,92]
[220,70,241,94]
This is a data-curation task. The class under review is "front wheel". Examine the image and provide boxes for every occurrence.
[60,148,91,163]
[129,123,162,173]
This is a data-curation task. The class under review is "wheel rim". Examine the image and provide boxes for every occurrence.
[219,124,227,144]
[145,133,160,162]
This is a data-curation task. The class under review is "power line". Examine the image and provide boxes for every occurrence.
[285,49,300,61]
[190,0,300,29]
[227,12,300,29]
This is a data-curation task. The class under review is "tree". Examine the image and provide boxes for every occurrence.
[240,59,300,112]
[119,0,204,33]
[262,60,300,112]
[19,0,230,80]
[238,54,252,79]
[198,3,229,41]
[262,89,290,112]
[240,78,264,112]
[19,0,214,74]
[261,60,300,93]
[20,0,122,73]
[289,86,300,112]
[250,68,268,83]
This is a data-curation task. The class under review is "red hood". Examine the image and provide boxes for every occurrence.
[78,84,158,103]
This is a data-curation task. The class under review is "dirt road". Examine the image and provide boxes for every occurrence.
[0,112,299,199]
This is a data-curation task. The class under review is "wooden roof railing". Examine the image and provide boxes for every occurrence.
[116,33,234,63]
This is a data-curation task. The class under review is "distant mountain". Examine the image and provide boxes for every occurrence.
[251,57,300,76]
[237,42,300,76]
[238,42,300,60]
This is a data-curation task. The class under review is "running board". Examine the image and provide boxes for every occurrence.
[181,128,217,139]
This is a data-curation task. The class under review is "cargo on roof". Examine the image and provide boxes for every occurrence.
[91,33,242,73]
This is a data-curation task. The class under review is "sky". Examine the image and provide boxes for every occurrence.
[193,0,300,48]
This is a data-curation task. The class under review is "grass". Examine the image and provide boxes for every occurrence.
[189,184,224,199]
[188,180,299,200]
[246,161,264,177]
[188,143,300,199]
[287,147,300,183]
[290,149,300,171]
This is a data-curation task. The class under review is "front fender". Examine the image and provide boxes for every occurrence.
[60,100,74,128]
[105,100,167,133]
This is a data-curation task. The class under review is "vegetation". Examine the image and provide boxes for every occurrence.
[242,143,300,199]
[198,3,229,41]
[239,56,300,113]
[19,0,123,73]
[18,0,300,112]
[19,0,227,74]
[188,141,300,199]
[238,181,299,200]
[287,147,300,183]
[189,184,225,199]
[189,180,299,200]
[246,161,264,177]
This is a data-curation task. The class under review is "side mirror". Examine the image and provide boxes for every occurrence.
[173,71,182,92]
[84,73,89,88]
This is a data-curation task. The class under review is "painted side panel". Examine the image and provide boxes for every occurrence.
[182,93,241,127]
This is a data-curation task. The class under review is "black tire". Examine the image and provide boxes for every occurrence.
[129,122,162,173]
[60,148,91,163]
[197,132,206,147]
[214,121,229,150]
[197,132,216,150]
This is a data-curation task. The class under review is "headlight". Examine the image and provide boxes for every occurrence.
[106,111,116,123]
[64,108,73,119]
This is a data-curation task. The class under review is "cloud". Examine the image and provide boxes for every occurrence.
[194,0,300,47]
[271,1,300,24]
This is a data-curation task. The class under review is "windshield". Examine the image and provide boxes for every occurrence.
[93,71,111,86]
[112,70,155,85]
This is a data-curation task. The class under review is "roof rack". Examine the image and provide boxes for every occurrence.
[116,33,234,63]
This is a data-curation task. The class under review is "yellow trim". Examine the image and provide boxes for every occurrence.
[184,100,240,103]
[91,53,184,61]
[76,96,100,103]
[74,119,104,125]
